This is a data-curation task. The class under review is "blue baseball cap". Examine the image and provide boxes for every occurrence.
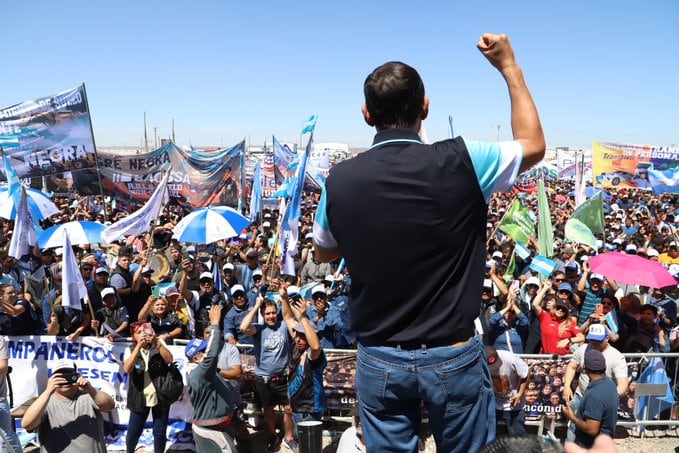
[558,282,573,293]
[185,339,207,360]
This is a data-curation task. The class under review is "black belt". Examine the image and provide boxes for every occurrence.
[361,335,473,351]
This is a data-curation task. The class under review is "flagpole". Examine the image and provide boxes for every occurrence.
[81,83,109,223]
[266,200,292,281]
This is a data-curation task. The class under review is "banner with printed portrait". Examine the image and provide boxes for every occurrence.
[0,85,97,183]
[592,142,679,192]
[79,141,245,208]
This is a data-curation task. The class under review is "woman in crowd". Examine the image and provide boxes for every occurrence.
[123,321,174,453]
[136,294,184,344]
[533,281,584,354]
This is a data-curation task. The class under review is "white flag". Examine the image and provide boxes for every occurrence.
[102,171,170,243]
[61,231,87,310]
[8,188,36,259]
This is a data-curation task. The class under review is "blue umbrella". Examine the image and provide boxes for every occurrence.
[0,187,59,221]
[172,206,250,244]
[38,221,108,248]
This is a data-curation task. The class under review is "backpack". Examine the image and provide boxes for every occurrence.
[151,361,184,406]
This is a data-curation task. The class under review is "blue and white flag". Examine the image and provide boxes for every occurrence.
[529,254,557,277]
[213,258,224,292]
[648,166,679,195]
[61,231,87,311]
[102,171,170,243]
[279,135,312,276]
[8,188,36,259]
[514,241,531,260]
[0,135,20,149]
[249,161,262,222]
[284,136,311,231]
[634,357,675,429]
[301,115,317,135]
[2,154,21,198]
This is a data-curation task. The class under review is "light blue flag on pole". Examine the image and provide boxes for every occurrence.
[529,254,557,277]
[514,241,531,260]
[2,154,21,195]
[301,115,317,135]
[284,136,311,231]
[634,357,675,430]
[249,161,262,222]
[0,135,20,149]
[448,115,454,138]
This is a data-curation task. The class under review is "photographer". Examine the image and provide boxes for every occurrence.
[22,359,114,453]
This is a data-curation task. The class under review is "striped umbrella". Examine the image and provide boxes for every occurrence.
[38,221,108,248]
[172,206,250,244]
[0,187,59,221]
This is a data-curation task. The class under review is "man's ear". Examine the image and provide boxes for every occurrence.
[361,105,374,126]
[420,96,430,120]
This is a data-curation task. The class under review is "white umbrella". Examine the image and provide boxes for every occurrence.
[38,221,108,248]
[0,187,59,221]
[172,206,250,244]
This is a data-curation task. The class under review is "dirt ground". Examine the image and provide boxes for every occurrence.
[22,421,679,452]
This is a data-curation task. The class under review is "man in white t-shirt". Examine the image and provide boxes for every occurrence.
[486,345,529,435]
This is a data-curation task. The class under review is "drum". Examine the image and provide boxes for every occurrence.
[147,251,170,283]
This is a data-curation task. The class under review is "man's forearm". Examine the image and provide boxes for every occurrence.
[501,64,545,171]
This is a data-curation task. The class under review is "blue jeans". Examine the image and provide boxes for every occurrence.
[566,393,582,442]
[0,399,21,453]
[496,409,526,435]
[356,336,495,453]
[126,405,169,453]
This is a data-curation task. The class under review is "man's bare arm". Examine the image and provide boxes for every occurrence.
[477,33,545,172]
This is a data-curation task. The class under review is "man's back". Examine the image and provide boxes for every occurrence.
[576,377,618,448]
[324,130,489,345]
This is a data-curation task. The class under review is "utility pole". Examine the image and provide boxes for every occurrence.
[143,111,149,152]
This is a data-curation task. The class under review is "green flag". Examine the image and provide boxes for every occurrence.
[571,190,605,234]
[504,247,516,283]
[537,179,554,258]
[499,199,534,245]
[565,218,597,248]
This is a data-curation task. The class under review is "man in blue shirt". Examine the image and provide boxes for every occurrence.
[562,348,618,449]
[313,33,545,452]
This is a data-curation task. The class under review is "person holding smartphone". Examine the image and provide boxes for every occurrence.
[22,359,115,453]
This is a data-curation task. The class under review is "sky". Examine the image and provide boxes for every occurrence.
[2,1,677,150]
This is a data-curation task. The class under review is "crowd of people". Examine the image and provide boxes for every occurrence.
[0,170,676,453]
[0,181,675,452]
[0,33,677,453]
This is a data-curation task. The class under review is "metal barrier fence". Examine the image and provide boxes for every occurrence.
[227,347,679,431]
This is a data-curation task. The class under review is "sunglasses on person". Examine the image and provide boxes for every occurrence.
[553,278,565,283]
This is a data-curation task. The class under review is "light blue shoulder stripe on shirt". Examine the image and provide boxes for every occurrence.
[462,136,524,203]
[312,189,338,249]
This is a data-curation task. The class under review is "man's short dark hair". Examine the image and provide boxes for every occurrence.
[364,61,424,130]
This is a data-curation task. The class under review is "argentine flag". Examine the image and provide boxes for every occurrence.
[301,115,317,135]
[529,254,557,277]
